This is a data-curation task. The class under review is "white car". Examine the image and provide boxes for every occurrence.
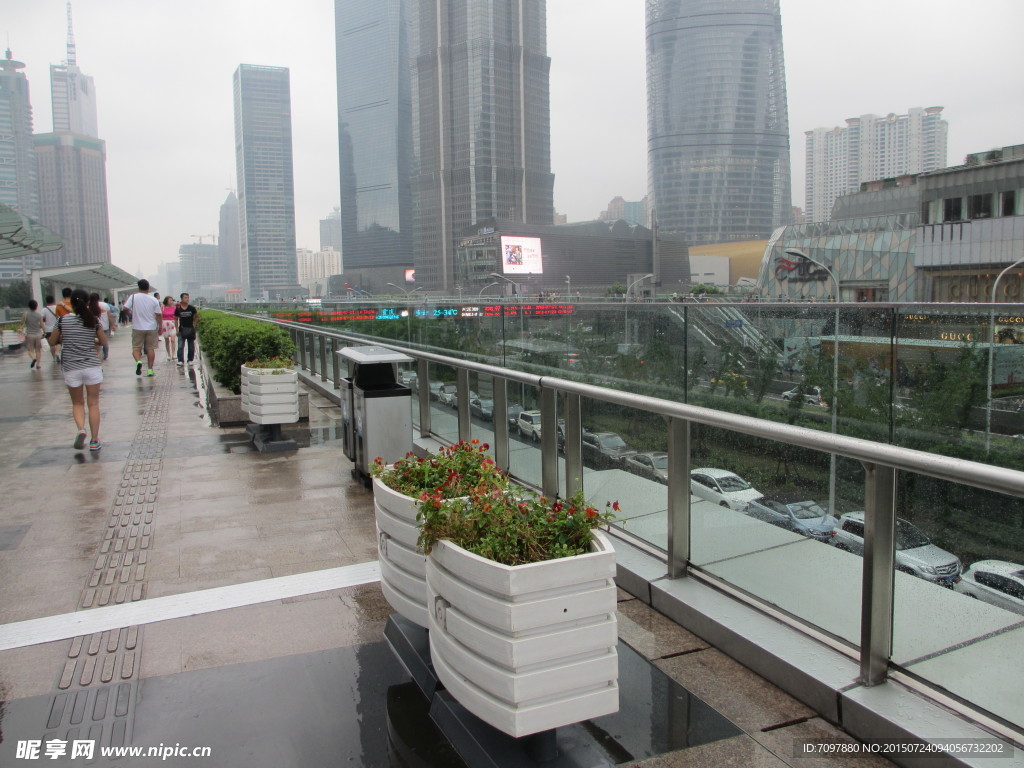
[954,560,1024,616]
[517,410,542,442]
[689,468,763,510]
[781,386,825,406]
[829,512,962,586]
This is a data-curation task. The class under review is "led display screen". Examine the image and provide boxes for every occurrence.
[500,236,543,275]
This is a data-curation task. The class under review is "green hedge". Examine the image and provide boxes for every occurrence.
[196,311,295,393]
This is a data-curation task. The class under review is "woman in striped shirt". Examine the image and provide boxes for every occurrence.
[51,288,107,451]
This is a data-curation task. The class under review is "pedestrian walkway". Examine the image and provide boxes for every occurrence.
[0,333,894,766]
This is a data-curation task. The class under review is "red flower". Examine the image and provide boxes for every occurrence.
[611,501,621,512]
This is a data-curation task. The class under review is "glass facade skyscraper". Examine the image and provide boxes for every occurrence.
[647,0,791,246]
[335,0,414,273]
[233,64,298,298]
[411,0,554,291]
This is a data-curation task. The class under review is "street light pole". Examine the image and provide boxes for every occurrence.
[479,281,499,296]
[488,272,519,301]
[624,273,654,347]
[986,257,1024,453]
[785,248,840,515]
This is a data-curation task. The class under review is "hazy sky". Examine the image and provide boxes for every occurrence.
[5,0,1023,279]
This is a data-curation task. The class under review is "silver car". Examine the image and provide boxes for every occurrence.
[954,561,1024,615]
[830,512,962,585]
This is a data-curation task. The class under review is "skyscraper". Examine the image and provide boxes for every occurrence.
[33,5,110,268]
[0,48,39,221]
[647,0,791,246]
[411,0,554,291]
[320,207,342,254]
[334,0,413,275]
[804,107,948,222]
[50,2,98,138]
[218,190,241,286]
[33,133,111,267]
[233,64,298,298]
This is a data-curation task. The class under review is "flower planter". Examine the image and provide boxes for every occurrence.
[373,476,431,628]
[245,367,299,425]
[426,530,618,738]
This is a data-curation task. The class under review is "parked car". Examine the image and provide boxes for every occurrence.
[398,370,418,389]
[432,382,454,402]
[506,402,524,428]
[517,410,542,442]
[581,431,637,469]
[829,512,962,586]
[954,560,1024,615]
[689,468,763,510]
[438,385,476,408]
[624,451,668,483]
[781,385,825,406]
[745,493,838,541]
[469,397,494,421]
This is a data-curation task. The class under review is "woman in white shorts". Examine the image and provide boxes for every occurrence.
[160,296,178,360]
[51,288,107,451]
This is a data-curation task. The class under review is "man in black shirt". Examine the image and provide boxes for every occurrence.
[174,293,199,366]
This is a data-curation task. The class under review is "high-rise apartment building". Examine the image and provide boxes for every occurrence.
[804,107,948,222]
[334,0,414,275]
[33,133,111,267]
[411,0,554,290]
[218,191,241,286]
[296,247,343,285]
[50,2,98,138]
[233,64,298,298]
[600,196,650,226]
[647,0,791,246]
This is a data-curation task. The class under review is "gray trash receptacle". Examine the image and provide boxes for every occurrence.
[338,346,413,485]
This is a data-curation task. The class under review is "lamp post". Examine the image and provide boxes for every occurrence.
[624,273,654,347]
[785,248,841,515]
[387,282,422,297]
[565,274,571,298]
[488,272,519,301]
[479,281,499,296]
[986,257,1024,453]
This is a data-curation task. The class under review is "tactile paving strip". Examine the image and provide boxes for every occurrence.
[43,365,174,751]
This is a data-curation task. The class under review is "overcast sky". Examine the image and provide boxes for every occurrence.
[5,0,1023,279]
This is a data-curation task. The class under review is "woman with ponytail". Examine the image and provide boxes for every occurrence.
[50,288,107,451]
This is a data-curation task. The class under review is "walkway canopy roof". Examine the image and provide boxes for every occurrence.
[30,263,139,304]
[0,203,63,261]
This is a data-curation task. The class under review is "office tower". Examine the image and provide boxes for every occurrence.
[33,133,111,267]
[804,107,948,222]
[647,0,791,245]
[320,206,342,254]
[233,64,298,298]
[600,196,650,226]
[50,2,98,138]
[219,190,241,286]
[334,0,413,276]
[179,243,219,295]
[411,0,554,291]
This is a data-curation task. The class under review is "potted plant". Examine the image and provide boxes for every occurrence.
[242,356,299,424]
[370,440,505,628]
[418,486,621,738]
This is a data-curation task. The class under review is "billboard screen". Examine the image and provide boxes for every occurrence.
[404,268,416,283]
[500,236,543,275]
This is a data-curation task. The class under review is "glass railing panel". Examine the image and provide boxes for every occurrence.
[689,427,864,646]
[397,360,420,431]
[468,372,498,455]
[507,384,543,489]
[891,475,1024,729]
[428,362,459,447]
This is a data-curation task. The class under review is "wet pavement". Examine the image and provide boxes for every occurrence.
[0,335,894,766]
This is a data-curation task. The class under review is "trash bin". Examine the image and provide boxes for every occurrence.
[339,346,413,485]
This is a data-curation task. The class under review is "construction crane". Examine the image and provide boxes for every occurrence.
[190,234,217,244]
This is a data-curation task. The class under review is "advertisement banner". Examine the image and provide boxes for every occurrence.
[500,236,543,275]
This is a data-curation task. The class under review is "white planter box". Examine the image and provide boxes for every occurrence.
[426,530,618,737]
[373,477,430,628]
[244,367,299,425]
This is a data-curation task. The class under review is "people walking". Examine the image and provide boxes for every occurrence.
[41,295,60,362]
[89,293,116,361]
[53,287,73,361]
[21,299,44,369]
[50,289,107,451]
[161,296,178,361]
[175,292,199,367]
[123,279,162,377]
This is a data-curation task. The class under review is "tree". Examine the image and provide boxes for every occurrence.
[0,280,30,309]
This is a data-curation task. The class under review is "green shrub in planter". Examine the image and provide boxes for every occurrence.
[196,311,296,393]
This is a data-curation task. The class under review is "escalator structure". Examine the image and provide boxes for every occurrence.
[667,303,781,368]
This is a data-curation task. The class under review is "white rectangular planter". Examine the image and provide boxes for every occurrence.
[244,367,299,425]
[426,530,618,737]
